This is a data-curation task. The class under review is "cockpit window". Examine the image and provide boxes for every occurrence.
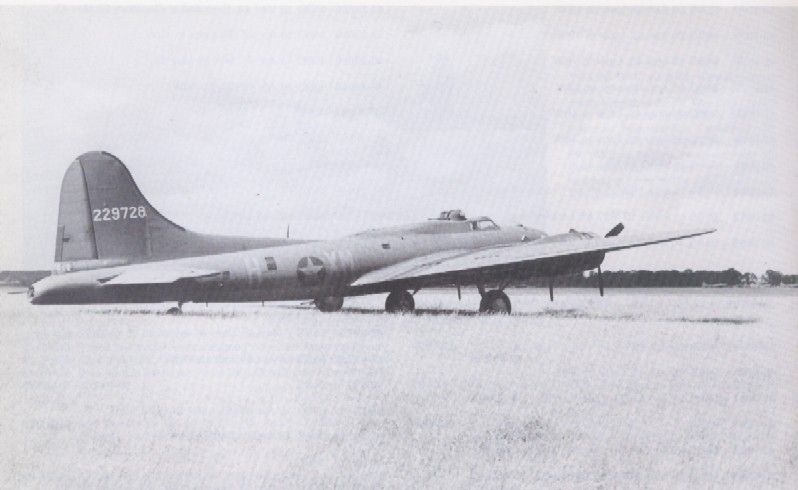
[472,219,499,231]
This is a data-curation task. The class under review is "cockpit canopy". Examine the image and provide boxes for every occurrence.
[353,210,502,237]
[433,210,498,231]
[471,216,499,231]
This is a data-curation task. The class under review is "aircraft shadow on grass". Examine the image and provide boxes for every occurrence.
[282,304,602,318]
[278,305,758,324]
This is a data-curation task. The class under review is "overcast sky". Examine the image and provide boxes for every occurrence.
[1,7,796,273]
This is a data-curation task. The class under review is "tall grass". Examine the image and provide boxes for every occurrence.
[1,290,796,488]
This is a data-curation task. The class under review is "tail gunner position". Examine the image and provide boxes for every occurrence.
[29,152,715,314]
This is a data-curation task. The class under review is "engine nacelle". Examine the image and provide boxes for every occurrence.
[516,229,605,278]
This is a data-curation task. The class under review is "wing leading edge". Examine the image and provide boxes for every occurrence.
[350,228,716,288]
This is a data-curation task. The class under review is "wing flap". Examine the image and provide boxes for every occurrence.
[351,228,715,287]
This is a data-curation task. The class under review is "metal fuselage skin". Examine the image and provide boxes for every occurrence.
[29,221,603,305]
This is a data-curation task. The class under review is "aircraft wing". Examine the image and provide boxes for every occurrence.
[100,267,224,285]
[350,228,715,289]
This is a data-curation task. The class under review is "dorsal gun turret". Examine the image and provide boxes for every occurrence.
[434,209,467,221]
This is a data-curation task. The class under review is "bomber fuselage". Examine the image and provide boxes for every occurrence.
[31,221,569,305]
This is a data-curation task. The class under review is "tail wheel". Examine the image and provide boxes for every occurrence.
[479,290,511,314]
[165,306,182,315]
[315,296,344,312]
[385,290,415,313]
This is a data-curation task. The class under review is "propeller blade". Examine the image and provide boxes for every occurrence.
[598,266,604,297]
[548,278,554,302]
[605,222,624,238]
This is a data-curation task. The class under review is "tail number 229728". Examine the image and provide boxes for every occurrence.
[92,206,147,221]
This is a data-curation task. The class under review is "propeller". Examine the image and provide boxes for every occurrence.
[552,223,623,301]
[597,223,622,296]
[598,266,604,297]
[605,222,624,238]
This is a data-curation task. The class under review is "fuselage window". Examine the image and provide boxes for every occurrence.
[264,257,277,271]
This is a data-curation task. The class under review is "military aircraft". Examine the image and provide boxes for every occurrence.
[29,151,715,314]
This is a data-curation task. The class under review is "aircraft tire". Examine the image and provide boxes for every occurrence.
[165,306,183,315]
[315,295,344,312]
[385,290,415,313]
[479,290,511,314]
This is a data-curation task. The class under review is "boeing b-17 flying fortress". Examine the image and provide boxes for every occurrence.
[28,151,715,314]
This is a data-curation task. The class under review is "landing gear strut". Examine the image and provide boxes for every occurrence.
[385,290,415,313]
[479,290,512,314]
[315,296,344,312]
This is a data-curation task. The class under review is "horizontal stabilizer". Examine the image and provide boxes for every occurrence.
[100,267,223,286]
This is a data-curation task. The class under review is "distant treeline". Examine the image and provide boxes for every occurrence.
[1,268,796,289]
[522,269,798,288]
[0,270,51,287]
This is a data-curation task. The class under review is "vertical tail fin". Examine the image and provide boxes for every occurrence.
[55,151,182,263]
[55,151,303,268]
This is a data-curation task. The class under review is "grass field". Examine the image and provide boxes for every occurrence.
[1,288,796,488]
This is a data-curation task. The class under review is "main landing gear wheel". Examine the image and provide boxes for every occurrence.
[479,290,511,315]
[166,304,183,315]
[315,296,344,312]
[385,290,415,314]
